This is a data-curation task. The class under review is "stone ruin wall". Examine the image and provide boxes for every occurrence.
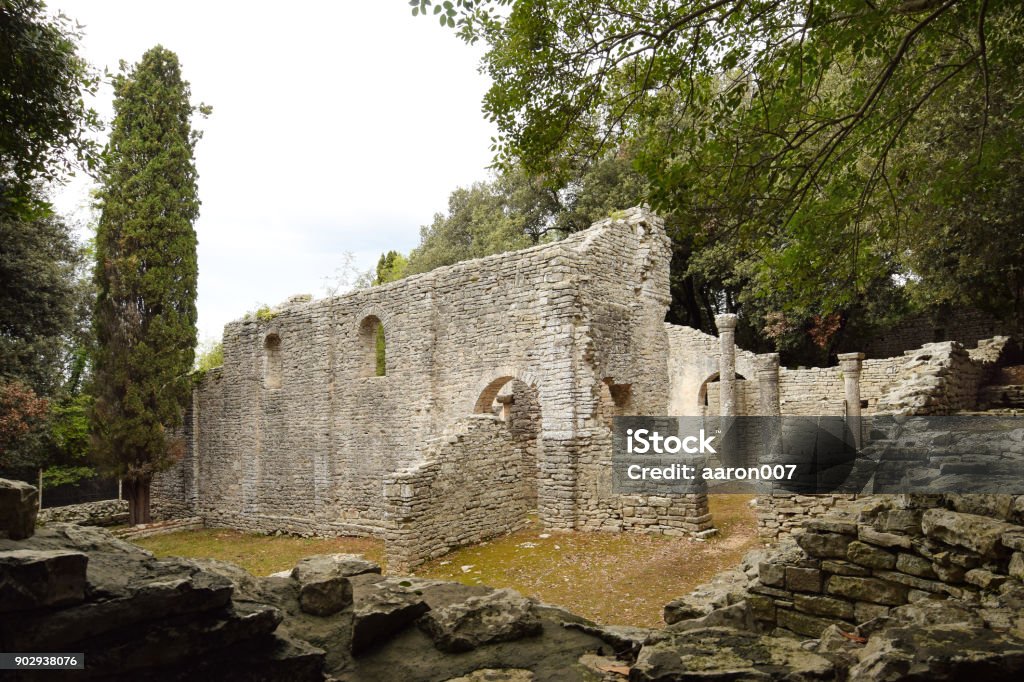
[153,201,1018,571]
[154,208,716,570]
[663,320,1017,542]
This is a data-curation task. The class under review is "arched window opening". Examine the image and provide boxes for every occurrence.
[359,315,386,377]
[264,333,282,389]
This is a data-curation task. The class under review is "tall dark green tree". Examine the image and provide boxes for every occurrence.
[91,46,207,524]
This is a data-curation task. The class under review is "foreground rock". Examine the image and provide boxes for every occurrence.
[0,522,324,681]
[0,478,38,540]
[6,478,1024,680]
[633,626,835,681]
[418,588,542,652]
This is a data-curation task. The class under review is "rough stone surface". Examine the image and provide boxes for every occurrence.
[797,531,854,558]
[289,554,379,617]
[848,540,897,569]
[417,588,542,653]
[0,521,324,680]
[632,627,835,681]
[37,499,128,527]
[849,623,1024,681]
[0,478,39,540]
[0,549,87,612]
[922,508,1017,558]
[826,576,908,606]
[351,577,431,655]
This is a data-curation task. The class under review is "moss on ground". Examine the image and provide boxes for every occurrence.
[134,495,759,627]
[135,528,385,577]
[414,495,759,627]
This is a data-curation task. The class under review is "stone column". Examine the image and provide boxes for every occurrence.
[756,353,781,416]
[715,314,738,417]
[838,352,865,448]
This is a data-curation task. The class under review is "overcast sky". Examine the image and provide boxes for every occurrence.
[47,1,497,344]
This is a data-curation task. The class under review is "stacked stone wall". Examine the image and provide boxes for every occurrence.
[748,494,1024,638]
[875,341,987,415]
[755,495,864,541]
[382,415,533,572]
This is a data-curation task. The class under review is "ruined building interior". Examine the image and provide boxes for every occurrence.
[150,207,1021,570]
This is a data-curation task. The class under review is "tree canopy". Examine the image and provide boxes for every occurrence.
[0,0,99,221]
[91,45,207,524]
[414,0,1024,357]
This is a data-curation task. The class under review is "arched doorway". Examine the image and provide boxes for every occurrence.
[473,374,542,510]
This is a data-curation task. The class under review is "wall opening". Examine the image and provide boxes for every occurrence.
[597,378,633,429]
[474,376,542,510]
[358,315,386,377]
[264,333,282,389]
[698,372,746,415]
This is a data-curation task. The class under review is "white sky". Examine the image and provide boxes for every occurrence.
[46,1,497,344]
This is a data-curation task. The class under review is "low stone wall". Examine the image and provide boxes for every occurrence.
[112,516,204,541]
[37,499,128,527]
[383,415,534,572]
[748,494,1024,637]
[755,494,864,540]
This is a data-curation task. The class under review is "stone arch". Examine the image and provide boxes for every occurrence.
[470,367,540,414]
[263,332,282,389]
[470,369,543,511]
[697,371,747,412]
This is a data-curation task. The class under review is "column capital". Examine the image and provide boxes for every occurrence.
[715,313,738,333]
[837,352,865,373]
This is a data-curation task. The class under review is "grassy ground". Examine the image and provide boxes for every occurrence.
[136,529,385,577]
[414,494,760,627]
[135,494,759,627]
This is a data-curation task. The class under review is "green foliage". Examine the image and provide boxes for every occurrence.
[46,392,92,466]
[375,325,386,377]
[91,46,206,505]
[0,0,100,221]
[0,211,88,395]
[194,340,224,372]
[415,0,1024,354]
[374,251,408,285]
[40,464,95,487]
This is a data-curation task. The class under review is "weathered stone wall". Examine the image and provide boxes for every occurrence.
[154,208,711,562]
[665,324,762,416]
[755,494,865,541]
[382,415,533,572]
[875,341,987,415]
[749,493,1024,638]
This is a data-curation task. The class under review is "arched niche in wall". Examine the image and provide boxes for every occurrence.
[358,315,387,377]
[264,332,282,389]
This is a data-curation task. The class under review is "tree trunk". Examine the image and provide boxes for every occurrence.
[125,475,152,526]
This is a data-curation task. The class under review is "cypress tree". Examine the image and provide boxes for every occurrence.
[91,46,207,525]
